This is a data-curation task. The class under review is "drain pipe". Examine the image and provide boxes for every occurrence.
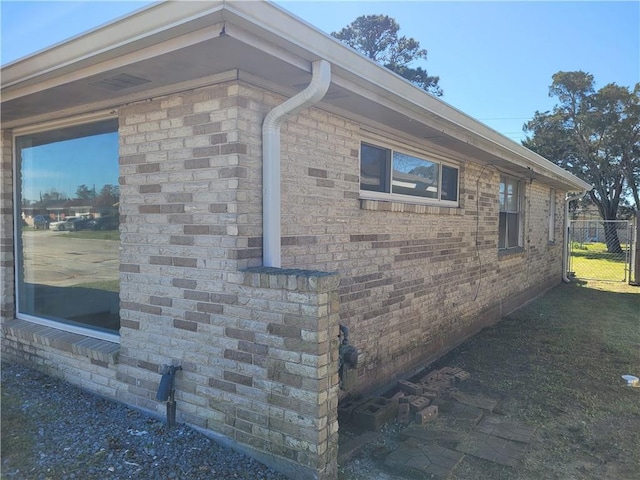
[262,59,331,267]
[563,192,586,283]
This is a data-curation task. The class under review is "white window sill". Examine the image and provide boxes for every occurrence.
[498,247,525,258]
[360,197,462,216]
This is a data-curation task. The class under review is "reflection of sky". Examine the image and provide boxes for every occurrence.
[393,152,436,179]
[21,132,118,202]
[394,153,425,174]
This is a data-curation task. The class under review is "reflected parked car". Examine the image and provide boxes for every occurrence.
[49,217,82,231]
[87,215,119,230]
[33,215,50,229]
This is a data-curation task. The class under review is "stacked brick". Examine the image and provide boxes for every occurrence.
[340,366,471,431]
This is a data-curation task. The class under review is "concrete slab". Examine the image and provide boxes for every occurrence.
[385,440,464,479]
[438,401,485,424]
[476,415,537,443]
[451,391,498,412]
[338,431,381,465]
[456,432,528,467]
[400,425,464,444]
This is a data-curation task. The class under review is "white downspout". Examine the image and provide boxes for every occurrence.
[262,59,331,267]
[563,192,586,283]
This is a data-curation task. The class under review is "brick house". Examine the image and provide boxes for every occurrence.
[0,2,591,479]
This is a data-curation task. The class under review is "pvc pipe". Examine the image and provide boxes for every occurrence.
[563,192,586,283]
[262,59,331,267]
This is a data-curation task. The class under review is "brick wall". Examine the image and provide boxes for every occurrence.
[2,77,568,479]
[115,82,339,479]
[267,99,566,393]
[0,130,14,323]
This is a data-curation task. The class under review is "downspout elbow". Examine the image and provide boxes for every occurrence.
[262,60,331,268]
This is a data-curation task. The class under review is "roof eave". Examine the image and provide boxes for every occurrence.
[1,0,591,192]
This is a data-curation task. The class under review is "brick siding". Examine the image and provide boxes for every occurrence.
[1,77,568,479]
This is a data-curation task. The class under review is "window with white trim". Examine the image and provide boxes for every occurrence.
[498,175,523,250]
[360,142,459,206]
[548,188,556,243]
[15,118,120,340]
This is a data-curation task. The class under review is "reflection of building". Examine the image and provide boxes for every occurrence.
[1,2,591,479]
[22,198,118,226]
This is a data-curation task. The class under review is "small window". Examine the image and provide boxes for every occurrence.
[360,143,390,193]
[360,142,459,205]
[548,188,556,243]
[498,175,522,250]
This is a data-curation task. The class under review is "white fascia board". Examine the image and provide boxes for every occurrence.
[2,1,227,89]
[225,2,592,191]
[5,71,240,131]
[2,22,227,105]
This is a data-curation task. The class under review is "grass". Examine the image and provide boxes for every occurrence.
[437,279,640,479]
[55,230,120,241]
[70,279,120,292]
[570,242,629,281]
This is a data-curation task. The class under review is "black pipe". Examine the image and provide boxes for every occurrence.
[339,324,349,344]
[156,365,182,427]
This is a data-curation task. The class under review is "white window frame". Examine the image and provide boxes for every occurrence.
[12,110,120,343]
[548,188,556,243]
[498,175,524,251]
[359,139,460,207]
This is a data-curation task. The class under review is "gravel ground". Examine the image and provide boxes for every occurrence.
[1,362,288,480]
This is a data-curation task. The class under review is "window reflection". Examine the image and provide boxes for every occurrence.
[392,152,439,199]
[16,119,120,335]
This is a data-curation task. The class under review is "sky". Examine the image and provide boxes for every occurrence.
[20,132,119,202]
[2,0,639,146]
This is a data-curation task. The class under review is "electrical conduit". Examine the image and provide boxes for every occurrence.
[262,59,331,267]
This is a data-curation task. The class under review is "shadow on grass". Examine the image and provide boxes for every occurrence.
[571,250,627,263]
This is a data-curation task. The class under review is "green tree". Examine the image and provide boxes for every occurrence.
[95,184,120,209]
[523,71,640,253]
[332,15,442,96]
[41,189,67,203]
[75,184,94,200]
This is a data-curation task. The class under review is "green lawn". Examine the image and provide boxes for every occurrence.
[56,230,120,241]
[570,242,629,281]
[438,279,640,479]
[70,279,120,292]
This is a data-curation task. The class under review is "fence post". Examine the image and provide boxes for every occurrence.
[633,212,640,285]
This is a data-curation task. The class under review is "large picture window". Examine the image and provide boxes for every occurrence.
[498,175,522,250]
[360,142,459,205]
[15,119,120,339]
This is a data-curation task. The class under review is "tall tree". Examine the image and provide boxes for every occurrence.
[95,184,120,209]
[332,15,442,96]
[41,189,67,203]
[523,71,640,253]
[75,184,94,200]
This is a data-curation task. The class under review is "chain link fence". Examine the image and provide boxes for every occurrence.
[569,220,632,282]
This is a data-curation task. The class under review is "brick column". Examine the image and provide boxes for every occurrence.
[0,130,14,323]
[236,267,340,480]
